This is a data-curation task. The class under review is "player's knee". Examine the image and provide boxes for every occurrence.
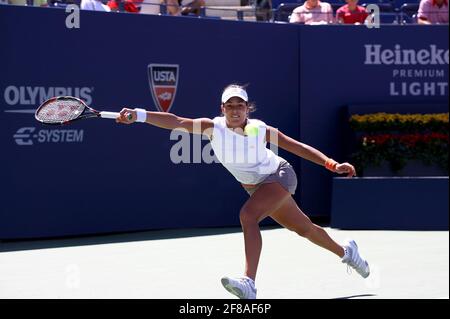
[239,207,259,226]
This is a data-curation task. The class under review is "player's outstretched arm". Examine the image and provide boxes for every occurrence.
[266,126,356,177]
[116,107,213,136]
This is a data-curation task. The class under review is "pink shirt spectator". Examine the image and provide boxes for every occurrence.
[418,0,449,24]
[289,1,334,25]
[336,4,368,24]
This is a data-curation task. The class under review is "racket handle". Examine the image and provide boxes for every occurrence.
[99,111,120,119]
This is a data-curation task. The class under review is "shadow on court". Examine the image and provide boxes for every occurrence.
[0,217,331,253]
[0,226,278,253]
[333,294,377,299]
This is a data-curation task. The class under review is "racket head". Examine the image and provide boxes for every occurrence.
[35,96,96,125]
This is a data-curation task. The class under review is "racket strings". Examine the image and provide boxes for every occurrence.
[36,99,85,124]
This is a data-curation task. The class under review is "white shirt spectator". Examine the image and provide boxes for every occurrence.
[417,0,449,24]
[289,0,334,25]
[81,0,111,11]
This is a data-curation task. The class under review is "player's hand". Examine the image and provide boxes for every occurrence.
[116,108,136,124]
[335,162,356,177]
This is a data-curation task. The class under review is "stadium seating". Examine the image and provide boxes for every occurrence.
[43,0,426,24]
[399,2,419,23]
[330,2,343,12]
[48,0,77,8]
[273,2,299,22]
[361,2,395,12]
[379,11,400,23]
[272,1,423,24]
[203,0,255,21]
[356,0,391,4]
[272,0,301,8]
[392,0,420,10]
[140,0,160,15]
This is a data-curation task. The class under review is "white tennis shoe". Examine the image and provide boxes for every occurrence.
[221,276,257,299]
[341,239,370,278]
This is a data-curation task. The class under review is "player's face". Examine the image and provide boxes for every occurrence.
[221,97,249,128]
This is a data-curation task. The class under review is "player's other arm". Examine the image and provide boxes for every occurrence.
[116,108,214,136]
[266,126,356,177]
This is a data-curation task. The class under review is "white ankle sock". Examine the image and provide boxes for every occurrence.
[342,247,350,260]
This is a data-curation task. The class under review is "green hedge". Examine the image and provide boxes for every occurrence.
[349,113,449,175]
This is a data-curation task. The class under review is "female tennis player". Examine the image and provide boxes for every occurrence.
[116,84,370,299]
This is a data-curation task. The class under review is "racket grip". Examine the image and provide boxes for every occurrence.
[99,112,120,119]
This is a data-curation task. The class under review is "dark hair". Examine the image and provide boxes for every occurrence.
[221,83,257,114]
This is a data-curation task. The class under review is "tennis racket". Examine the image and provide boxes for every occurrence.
[35,96,128,125]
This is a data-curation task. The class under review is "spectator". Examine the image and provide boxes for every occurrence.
[81,0,111,11]
[336,0,368,24]
[417,0,448,24]
[255,0,273,21]
[107,0,142,13]
[163,0,205,16]
[289,0,334,25]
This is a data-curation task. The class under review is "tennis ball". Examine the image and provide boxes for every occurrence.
[244,123,259,137]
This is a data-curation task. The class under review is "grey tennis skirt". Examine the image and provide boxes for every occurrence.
[242,160,298,196]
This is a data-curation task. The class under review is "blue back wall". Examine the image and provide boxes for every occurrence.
[0,6,448,239]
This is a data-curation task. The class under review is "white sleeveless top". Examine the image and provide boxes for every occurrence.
[210,116,281,185]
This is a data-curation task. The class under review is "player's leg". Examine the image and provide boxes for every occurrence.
[239,182,291,281]
[270,197,344,257]
[270,197,370,278]
[221,182,290,299]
